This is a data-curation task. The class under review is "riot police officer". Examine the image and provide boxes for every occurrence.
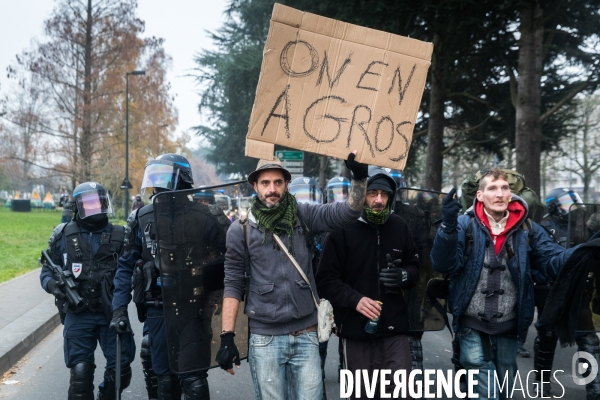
[535,187,599,398]
[325,176,351,203]
[288,176,323,205]
[111,154,226,400]
[40,182,135,400]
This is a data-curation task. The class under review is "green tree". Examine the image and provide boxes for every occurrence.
[193,0,273,176]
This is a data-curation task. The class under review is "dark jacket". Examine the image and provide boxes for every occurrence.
[537,239,600,345]
[40,220,123,319]
[430,195,577,344]
[223,201,361,336]
[316,213,419,339]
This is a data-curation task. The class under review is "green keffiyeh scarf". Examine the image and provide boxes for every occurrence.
[364,204,390,225]
[251,191,298,254]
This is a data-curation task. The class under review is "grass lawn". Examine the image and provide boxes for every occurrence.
[0,207,125,283]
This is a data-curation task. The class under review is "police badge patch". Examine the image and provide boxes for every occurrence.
[72,263,82,278]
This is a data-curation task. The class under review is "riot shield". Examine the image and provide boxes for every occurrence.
[153,181,254,373]
[394,188,447,332]
[570,203,600,332]
[567,203,600,248]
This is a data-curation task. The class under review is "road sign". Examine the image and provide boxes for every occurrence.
[120,178,133,190]
[282,161,303,167]
[285,167,304,174]
[276,150,303,160]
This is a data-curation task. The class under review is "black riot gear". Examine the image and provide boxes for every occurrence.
[140,334,158,400]
[57,222,124,318]
[545,187,584,220]
[141,154,194,195]
[70,362,95,400]
[71,182,114,219]
[41,180,135,400]
[156,375,182,400]
[325,177,351,204]
[194,188,216,205]
[289,176,323,204]
[97,366,132,400]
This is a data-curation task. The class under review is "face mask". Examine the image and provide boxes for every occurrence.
[77,213,109,231]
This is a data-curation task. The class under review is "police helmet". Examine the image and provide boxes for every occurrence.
[546,187,584,219]
[194,188,216,205]
[71,182,113,219]
[382,168,406,189]
[141,154,194,195]
[325,177,351,203]
[289,177,323,205]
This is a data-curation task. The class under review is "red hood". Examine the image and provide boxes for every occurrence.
[475,198,526,254]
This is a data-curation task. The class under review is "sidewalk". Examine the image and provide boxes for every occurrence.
[0,268,60,375]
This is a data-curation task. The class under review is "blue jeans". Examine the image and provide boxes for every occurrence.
[457,325,518,400]
[249,331,322,400]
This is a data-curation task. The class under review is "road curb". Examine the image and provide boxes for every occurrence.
[0,298,60,375]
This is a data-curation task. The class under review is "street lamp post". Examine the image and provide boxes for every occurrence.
[122,70,145,216]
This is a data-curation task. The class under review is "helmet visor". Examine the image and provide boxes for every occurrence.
[290,186,322,205]
[557,192,584,214]
[326,186,349,203]
[75,190,113,219]
[141,163,177,194]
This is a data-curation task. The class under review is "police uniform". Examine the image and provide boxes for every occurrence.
[40,221,135,400]
[113,201,227,400]
[535,199,600,399]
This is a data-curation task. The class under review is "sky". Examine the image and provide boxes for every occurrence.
[0,0,230,149]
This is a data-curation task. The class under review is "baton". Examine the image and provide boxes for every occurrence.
[115,321,126,400]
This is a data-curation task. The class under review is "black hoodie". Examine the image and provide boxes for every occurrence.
[316,167,420,339]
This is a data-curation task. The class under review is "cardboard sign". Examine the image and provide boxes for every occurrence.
[245,3,432,170]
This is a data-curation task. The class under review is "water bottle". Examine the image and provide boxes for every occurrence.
[364,301,383,334]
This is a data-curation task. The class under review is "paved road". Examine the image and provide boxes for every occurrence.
[0,306,589,399]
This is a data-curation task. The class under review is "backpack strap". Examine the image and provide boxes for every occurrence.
[523,218,534,246]
[239,215,251,313]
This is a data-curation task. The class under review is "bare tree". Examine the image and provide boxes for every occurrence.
[3,0,178,204]
[561,95,600,202]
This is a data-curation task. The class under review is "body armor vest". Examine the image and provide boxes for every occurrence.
[136,206,163,303]
[63,222,124,312]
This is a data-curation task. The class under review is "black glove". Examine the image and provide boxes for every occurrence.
[345,152,368,181]
[47,279,66,300]
[109,307,131,334]
[379,254,409,288]
[216,332,240,370]
[441,187,461,231]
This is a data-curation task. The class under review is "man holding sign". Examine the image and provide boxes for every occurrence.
[217,152,367,400]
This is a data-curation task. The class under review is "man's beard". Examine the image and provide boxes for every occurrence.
[258,191,281,208]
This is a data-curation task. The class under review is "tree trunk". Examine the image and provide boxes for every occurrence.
[515,0,543,196]
[81,0,94,182]
[425,32,445,191]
